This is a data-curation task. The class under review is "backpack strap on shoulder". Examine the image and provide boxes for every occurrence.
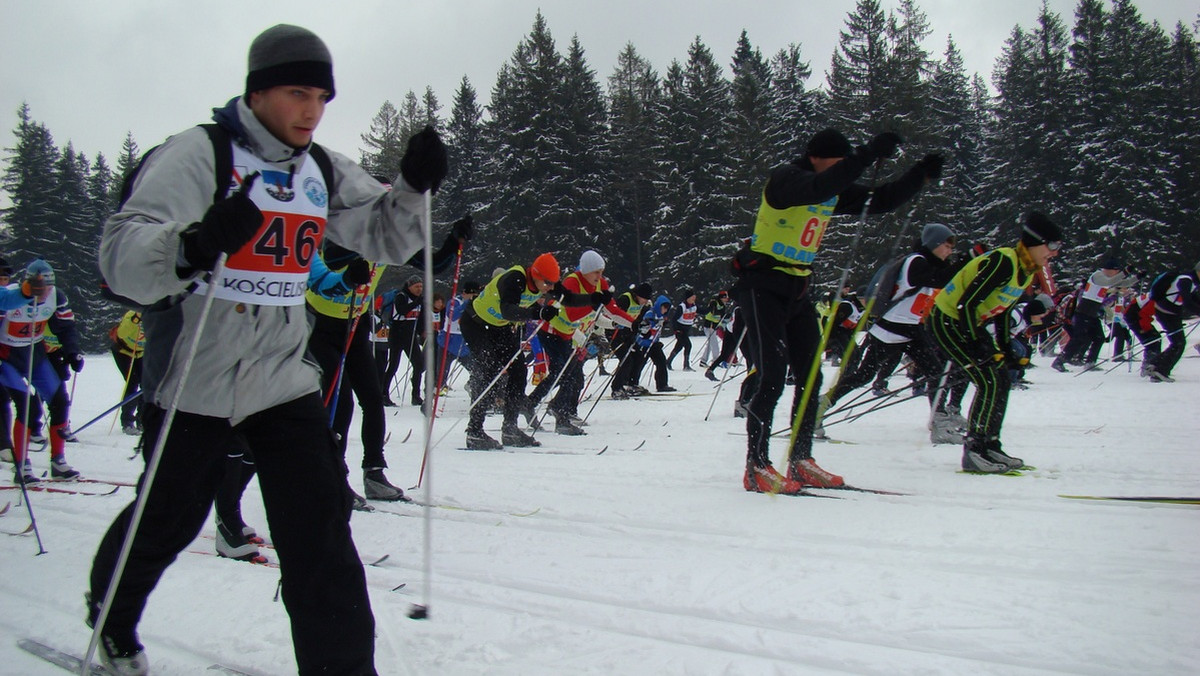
[198,123,234,202]
[308,143,336,194]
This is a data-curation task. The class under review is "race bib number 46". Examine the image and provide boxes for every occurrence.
[214,211,326,306]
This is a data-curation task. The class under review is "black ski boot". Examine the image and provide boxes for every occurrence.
[502,423,541,447]
[466,429,503,450]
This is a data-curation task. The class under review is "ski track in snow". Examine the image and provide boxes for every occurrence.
[2,329,1198,675]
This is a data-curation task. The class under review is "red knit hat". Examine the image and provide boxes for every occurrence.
[529,253,560,283]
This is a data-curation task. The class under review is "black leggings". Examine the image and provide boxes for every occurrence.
[309,313,389,469]
[738,279,822,468]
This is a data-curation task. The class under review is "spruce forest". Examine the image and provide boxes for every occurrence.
[3,0,1198,351]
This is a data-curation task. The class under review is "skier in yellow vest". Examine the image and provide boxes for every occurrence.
[928,211,1063,473]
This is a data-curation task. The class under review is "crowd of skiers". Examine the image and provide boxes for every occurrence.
[5,22,1200,676]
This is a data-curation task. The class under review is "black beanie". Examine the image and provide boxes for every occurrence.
[633,283,653,300]
[246,25,335,100]
[1020,212,1063,247]
[0,257,11,277]
[806,128,852,158]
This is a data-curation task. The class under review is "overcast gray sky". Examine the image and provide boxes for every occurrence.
[1,0,1196,165]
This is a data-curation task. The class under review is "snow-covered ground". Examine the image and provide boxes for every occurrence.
[2,332,1198,675]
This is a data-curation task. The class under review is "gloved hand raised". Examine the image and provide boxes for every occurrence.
[342,258,372,286]
[537,304,560,321]
[854,131,903,165]
[451,214,474,243]
[68,354,85,372]
[400,126,449,194]
[916,153,944,181]
[590,289,613,308]
[179,172,263,271]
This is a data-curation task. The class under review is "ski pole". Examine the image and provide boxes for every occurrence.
[416,245,464,489]
[411,190,436,621]
[72,390,143,436]
[786,178,880,455]
[14,290,46,555]
[432,247,464,397]
[109,346,138,434]
[325,276,375,424]
[704,322,748,421]
[528,309,602,433]
[815,198,922,433]
[84,253,228,673]
[581,323,642,423]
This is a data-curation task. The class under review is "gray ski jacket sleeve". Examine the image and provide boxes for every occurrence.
[99,97,427,423]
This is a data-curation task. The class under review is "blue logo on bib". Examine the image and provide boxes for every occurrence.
[262,170,295,202]
[304,177,328,208]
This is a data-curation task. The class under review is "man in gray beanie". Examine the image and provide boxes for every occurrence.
[818,222,965,444]
[88,24,454,675]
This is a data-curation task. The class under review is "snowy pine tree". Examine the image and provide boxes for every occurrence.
[2,104,60,260]
[359,101,406,181]
[440,76,487,232]
[606,43,662,285]
[647,38,737,293]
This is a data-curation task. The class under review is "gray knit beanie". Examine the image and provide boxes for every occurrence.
[921,223,955,250]
[246,25,335,100]
[578,250,605,274]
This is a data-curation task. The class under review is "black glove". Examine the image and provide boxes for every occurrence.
[342,258,372,286]
[969,338,1002,366]
[21,273,47,299]
[855,131,902,165]
[399,126,449,194]
[451,215,474,243]
[916,153,944,180]
[1002,351,1028,370]
[179,172,263,271]
[538,304,559,321]
[545,282,567,302]
[590,289,613,308]
[68,353,85,372]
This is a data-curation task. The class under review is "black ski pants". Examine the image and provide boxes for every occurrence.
[1111,323,1132,360]
[310,312,389,469]
[89,395,376,675]
[527,331,583,418]
[827,332,946,410]
[460,314,526,433]
[1153,312,1187,377]
[738,277,822,469]
[666,326,693,367]
[609,328,639,393]
[628,341,669,391]
[382,321,423,404]
[1058,313,1102,365]
[928,309,1010,441]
